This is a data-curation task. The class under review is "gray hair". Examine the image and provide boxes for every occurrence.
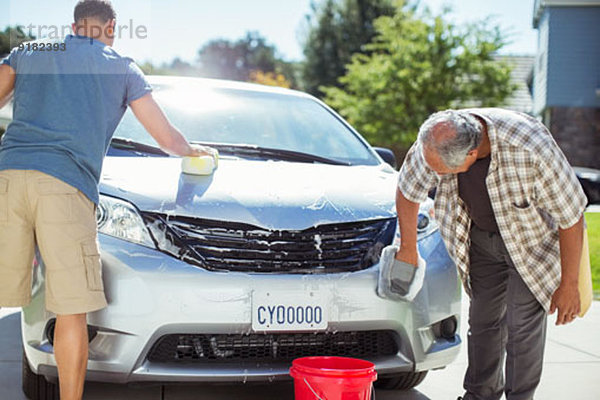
[418,110,483,168]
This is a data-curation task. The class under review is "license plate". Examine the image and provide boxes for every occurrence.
[252,291,328,332]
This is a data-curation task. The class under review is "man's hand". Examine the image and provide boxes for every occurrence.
[550,282,580,325]
[551,215,585,325]
[189,144,218,159]
[395,246,418,267]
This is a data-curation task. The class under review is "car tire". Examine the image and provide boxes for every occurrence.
[22,349,59,400]
[374,371,428,390]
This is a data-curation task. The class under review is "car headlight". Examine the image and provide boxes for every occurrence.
[416,197,439,239]
[393,197,439,245]
[96,195,155,247]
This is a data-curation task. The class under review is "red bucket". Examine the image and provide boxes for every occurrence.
[289,356,377,400]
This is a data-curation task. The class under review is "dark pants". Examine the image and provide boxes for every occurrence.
[463,225,547,400]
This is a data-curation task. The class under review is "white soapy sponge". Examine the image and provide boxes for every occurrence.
[181,152,219,175]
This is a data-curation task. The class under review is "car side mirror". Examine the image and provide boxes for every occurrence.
[374,147,397,170]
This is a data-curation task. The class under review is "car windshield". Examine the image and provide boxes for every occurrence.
[113,80,379,166]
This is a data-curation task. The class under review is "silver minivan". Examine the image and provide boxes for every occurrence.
[21,76,461,399]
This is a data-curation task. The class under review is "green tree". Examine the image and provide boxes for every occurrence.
[162,57,199,76]
[249,70,293,88]
[322,2,515,156]
[140,42,299,87]
[197,31,297,86]
[301,0,395,96]
[0,26,35,56]
[139,61,169,76]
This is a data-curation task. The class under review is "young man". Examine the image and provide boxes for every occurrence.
[0,1,214,399]
[396,108,586,400]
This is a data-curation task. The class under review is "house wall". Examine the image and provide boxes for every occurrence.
[534,6,600,169]
[549,107,600,169]
[533,11,550,114]
[546,7,600,108]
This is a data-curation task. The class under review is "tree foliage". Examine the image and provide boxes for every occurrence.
[249,70,292,88]
[197,31,297,86]
[301,0,395,96]
[139,58,195,76]
[0,26,35,57]
[322,2,516,154]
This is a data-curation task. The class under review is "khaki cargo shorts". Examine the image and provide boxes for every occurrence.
[0,169,107,314]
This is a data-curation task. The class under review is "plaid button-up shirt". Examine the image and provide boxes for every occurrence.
[398,108,587,311]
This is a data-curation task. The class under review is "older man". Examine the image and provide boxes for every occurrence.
[395,108,586,400]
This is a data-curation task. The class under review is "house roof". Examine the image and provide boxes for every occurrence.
[495,55,535,114]
[533,0,600,27]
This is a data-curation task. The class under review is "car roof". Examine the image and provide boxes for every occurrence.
[146,75,313,100]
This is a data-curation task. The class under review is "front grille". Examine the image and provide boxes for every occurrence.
[147,331,398,363]
[143,214,395,273]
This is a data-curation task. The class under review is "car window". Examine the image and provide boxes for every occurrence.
[114,82,379,165]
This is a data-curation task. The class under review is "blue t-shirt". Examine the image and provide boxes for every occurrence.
[0,35,152,205]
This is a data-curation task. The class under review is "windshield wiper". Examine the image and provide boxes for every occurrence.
[191,142,351,166]
[110,137,169,157]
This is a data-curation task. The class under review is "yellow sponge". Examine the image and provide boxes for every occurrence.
[181,152,219,175]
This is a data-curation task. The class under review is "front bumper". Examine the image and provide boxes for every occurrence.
[22,231,461,383]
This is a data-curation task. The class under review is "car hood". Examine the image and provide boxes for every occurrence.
[100,156,398,230]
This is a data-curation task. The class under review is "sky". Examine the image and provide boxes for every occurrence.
[1,0,538,65]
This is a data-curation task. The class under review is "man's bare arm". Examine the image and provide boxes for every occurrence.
[550,215,584,325]
[0,65,16,109]
[394,188,420,266]
[129,93,213,157]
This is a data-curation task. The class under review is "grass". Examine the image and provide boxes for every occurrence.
[585,212,600,298]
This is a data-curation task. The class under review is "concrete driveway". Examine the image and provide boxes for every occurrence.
[2,296,599,399]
